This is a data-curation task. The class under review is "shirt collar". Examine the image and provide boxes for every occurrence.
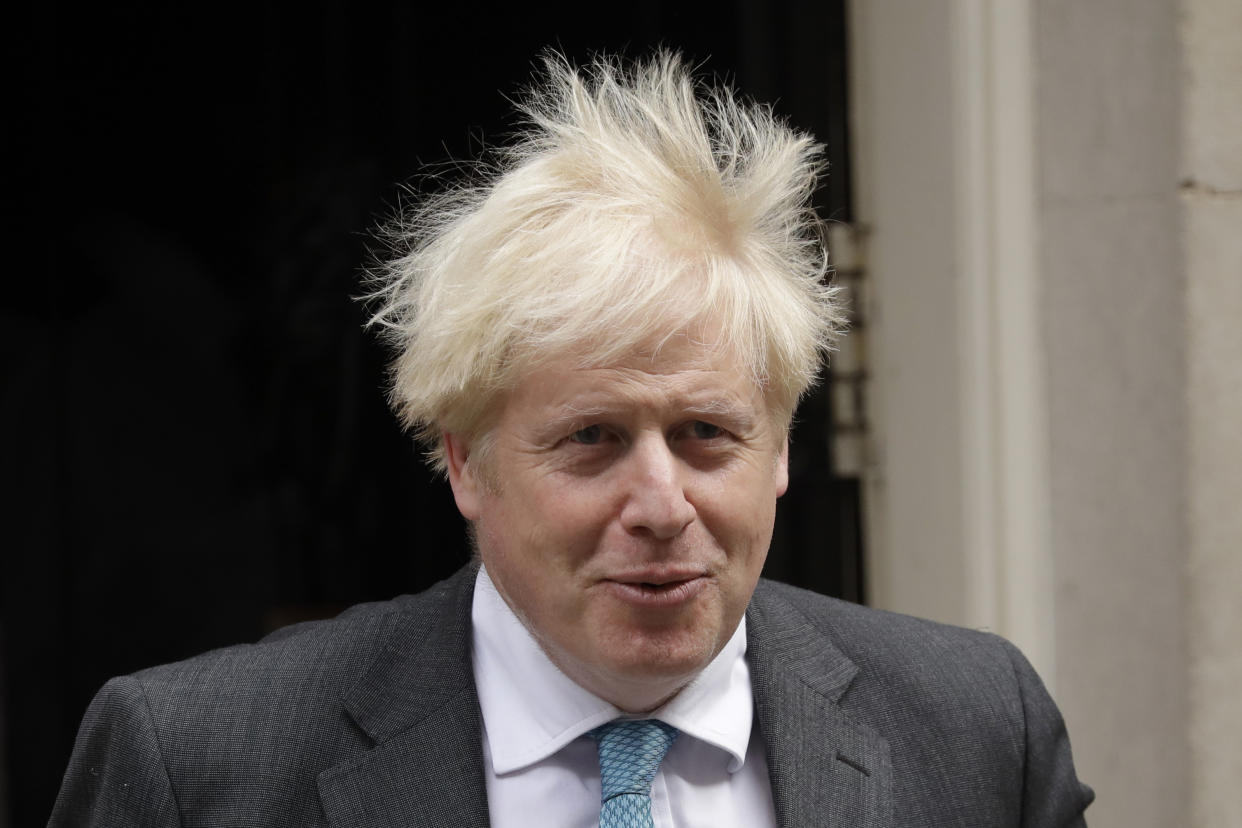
[470,566,754,775]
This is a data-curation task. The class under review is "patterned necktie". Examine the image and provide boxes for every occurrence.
[589,719,679,828]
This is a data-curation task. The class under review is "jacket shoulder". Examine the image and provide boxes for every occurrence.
[750,579,1093,825]
[752,577,1015,687]
[131,576,454,702]
[52,568,477,827]
[750,578,1031,781]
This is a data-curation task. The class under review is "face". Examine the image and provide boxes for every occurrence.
[444,331,788,712]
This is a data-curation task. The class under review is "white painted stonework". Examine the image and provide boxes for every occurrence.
[847,0,1241,825]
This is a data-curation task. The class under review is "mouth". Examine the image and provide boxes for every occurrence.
[602,572,709,607]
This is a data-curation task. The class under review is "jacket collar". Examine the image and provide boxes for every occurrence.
[317,566,491,828]
[315,570,891,828]
[747,581,892,828]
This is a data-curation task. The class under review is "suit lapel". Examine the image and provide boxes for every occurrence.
[747,582,892,828]
[318,568,491,828]
[313,571,892,827]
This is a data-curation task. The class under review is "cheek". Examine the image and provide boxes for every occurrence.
[477,483,608,586]
[534,478,620,543]
[703,470,778,544]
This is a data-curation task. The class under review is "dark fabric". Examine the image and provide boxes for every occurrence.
[747,579,1093,827]
[50,568,1092,827]
[50,569,490,828]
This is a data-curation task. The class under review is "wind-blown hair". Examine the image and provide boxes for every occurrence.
[367,51,845,472]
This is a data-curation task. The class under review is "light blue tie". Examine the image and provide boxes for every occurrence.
[589,719,679,828]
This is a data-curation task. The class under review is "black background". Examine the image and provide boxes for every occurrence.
[3,2,854,823]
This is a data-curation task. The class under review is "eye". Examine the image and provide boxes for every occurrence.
[689,420,724,440]
[568,424,605,445]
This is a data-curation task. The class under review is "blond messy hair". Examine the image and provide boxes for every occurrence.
[366,51,845,473]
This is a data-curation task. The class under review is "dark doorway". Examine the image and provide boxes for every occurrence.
[3,2,856,823]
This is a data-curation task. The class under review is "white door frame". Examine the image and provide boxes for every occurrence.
[847,0,1056,685]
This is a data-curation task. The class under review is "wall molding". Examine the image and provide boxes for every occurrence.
[848,0,1055,684]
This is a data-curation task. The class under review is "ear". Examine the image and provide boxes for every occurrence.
[443,432,482,520]
[774,436,789,498]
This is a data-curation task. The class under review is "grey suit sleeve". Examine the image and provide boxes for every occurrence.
[49,676,183,828]
[999,640,1094,828]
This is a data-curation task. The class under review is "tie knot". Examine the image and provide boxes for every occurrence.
[590,719,679,804]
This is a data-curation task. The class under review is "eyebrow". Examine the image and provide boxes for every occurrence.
[681,398,746,418]
[685,400,761,434]
[534,404,612,441]
[536,396,760,441]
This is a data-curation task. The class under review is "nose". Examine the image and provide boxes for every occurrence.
[618,434,696,540]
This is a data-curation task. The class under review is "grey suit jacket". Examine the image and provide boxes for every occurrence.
[50,567,1092,826]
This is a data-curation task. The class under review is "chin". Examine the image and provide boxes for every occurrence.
[595,625,720,684]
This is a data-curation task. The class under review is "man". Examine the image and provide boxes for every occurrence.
[52,53,1092,827]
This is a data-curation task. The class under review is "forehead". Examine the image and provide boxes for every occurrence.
[504,332,769,421]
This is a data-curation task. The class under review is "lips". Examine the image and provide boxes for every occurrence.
[601,571,709,607]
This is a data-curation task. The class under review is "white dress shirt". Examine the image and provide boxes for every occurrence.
[471,567,777,828]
